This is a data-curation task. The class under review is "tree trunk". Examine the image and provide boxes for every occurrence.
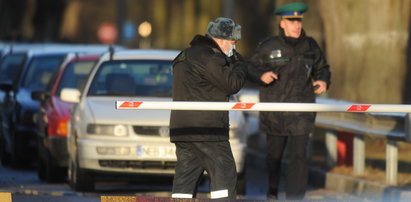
[319,0,411,104]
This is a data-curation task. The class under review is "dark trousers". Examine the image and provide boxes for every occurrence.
[266,134,309,200]
[172,141,237,199]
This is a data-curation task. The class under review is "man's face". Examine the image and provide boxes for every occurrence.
[280,18,302,38]
[219,39,236,53]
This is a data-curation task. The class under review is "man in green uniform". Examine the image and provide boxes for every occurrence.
[248,2,331,200]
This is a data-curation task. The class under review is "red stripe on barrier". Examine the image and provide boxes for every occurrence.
[119,101,143,108]
[232,103,255,110]
[347,105,371,112]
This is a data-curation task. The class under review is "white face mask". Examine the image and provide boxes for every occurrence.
[226,44,236,57]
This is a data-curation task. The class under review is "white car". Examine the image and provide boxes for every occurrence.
[61,49,248,192]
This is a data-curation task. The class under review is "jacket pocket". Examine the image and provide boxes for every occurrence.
[265,58,289,74]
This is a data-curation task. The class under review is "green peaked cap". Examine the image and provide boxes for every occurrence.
[274,2,308,18]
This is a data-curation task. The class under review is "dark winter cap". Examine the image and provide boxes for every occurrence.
[274,2,308,19]
[206,17,241,41]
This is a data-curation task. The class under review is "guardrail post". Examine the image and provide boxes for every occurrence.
[353,134,365,175]
[386,139,398,185]
[406,113,411,142]
[325,130,337,167]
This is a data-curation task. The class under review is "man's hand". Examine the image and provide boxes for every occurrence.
[312,80,327,94]
[260,71,278,84]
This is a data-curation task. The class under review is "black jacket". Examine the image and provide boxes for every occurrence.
[249,29,331,136]
[170,35,247,142]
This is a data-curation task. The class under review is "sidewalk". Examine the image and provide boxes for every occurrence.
[247,132,411,202]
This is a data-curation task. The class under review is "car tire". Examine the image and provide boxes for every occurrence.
[0,135,11,166]
[68,159,94,191]
[37,155,46,181]
[38,148,66,182]
[10,130,25,168]
[44,151,66,182]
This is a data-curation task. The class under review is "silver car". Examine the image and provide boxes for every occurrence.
[61,49,248,192]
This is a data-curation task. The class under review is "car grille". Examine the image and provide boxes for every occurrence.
[132,126,169,137]
[99,160,176,169]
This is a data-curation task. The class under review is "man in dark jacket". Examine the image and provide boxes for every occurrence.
[170,17,247,199]
[248,2,331,200]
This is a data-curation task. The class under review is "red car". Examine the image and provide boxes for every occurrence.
[32,53,100,182]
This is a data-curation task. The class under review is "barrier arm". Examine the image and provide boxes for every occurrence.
[116,101,411,113]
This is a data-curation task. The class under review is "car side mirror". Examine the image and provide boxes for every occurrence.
[0,83,12,92]
[31,91,49,101]
[60,88,81,103]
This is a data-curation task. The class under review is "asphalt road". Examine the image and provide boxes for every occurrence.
[0,149,370,202]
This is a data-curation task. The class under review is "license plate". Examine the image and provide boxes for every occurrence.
[137,145,176,159]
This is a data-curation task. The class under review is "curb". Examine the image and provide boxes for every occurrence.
[322,171,411,202]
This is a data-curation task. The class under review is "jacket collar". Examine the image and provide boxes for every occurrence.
[190,35,224,53]
[279,26,306,46]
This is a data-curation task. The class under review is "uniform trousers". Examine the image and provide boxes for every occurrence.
[171,141,237,199]
[266,134,309,200]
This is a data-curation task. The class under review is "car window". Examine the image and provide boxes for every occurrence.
[88,60,172,97]
[55,60,95,96]
[21,56,65,90]
[0,54,25,83]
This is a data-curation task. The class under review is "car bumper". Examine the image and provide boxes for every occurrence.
[77,138,177,175]
[77,138,247,175]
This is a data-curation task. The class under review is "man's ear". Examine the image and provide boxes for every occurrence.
[279,19,285,29]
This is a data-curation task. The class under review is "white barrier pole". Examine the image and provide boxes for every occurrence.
[353,134,365,175]
[325,130,338,167]
[386,140,398,185]
[116,101,411,113]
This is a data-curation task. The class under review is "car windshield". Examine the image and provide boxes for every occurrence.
[88,60,172,97]
[0,54,25,83]
[21,55,65,90]
[55,60,95,96]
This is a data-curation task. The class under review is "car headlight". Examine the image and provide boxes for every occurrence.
[87,124,128,136]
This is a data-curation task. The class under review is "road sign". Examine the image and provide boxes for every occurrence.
[98,22,118,44]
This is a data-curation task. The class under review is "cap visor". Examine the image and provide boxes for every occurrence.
[282,15,303,19]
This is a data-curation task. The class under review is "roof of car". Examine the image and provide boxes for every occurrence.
[100,49,181,61]
[2,44,116,57]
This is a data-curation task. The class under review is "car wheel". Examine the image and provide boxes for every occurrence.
[0,135,11,166]
[37,137,46,180]
[68,159,94,191]
[44,151,66,182]
[37,155,46,180]
[10,130,25,168]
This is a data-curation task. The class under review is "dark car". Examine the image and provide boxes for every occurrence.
[0,50,70,167]
[0,44,117,167]
[0,44,47,110]
[32,54,99,182]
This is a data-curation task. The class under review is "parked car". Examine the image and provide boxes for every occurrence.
[0,50,72,167]
[32,53,100,182]
[0,44,47,110]
[0,45,112,167]
[60,49,249,193]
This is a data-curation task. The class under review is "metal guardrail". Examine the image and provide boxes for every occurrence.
[237,89,409,185]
